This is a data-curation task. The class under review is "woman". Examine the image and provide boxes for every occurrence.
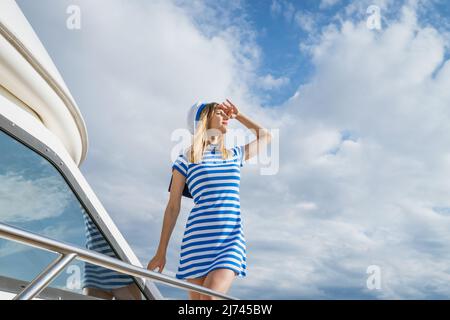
[147,99,272,300]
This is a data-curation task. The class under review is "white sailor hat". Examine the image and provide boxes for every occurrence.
[186,101,209,135]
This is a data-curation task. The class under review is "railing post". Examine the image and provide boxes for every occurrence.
[13,253,78,300]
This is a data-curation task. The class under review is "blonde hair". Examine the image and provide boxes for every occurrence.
[188,102,231,163]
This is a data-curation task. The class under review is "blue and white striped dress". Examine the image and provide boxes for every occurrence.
[173,143,247,279]
[82,212,135,290]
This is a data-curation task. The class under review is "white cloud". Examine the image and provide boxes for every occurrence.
[257,74,290,90]
[283,2,296,23]
[0,173,71,222]
[270,0,283,16]
[320,0,341,10]
[294,11,316,32]
[256,2,450,299]
[270,0,299,24]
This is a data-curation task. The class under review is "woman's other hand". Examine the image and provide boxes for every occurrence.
[147,253,166,273]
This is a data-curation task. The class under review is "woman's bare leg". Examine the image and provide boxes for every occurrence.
[186,276,207,300]
[200,269,235,300]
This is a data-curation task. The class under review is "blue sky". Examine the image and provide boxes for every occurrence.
[12,0,450,299]
[175,0,330,107]
[245,0,350,106]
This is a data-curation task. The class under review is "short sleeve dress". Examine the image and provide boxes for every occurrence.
[172,143,247,279]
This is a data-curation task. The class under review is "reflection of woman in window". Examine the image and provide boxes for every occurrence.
[147,99,272,299]
[82,211,142,299]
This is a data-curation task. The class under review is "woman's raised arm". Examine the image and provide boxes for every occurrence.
[221,98,273,161]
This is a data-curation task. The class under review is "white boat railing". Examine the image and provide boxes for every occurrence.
[0,222,237,300]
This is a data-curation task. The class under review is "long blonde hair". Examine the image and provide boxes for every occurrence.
[188,102,230,163]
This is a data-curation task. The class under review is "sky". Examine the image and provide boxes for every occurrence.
[13,0,450,299]
[0,129,91,293]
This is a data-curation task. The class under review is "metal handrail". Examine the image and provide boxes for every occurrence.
[13,253,78,300]
[0,222,237,300]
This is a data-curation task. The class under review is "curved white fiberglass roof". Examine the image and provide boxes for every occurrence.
[0,0,88,166]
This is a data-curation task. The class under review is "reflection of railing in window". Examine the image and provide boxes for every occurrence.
[0,222,237,300]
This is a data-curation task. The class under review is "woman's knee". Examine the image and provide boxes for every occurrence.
[203,268,236,294]
[188,290,201,300]
[186,276,206,300]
